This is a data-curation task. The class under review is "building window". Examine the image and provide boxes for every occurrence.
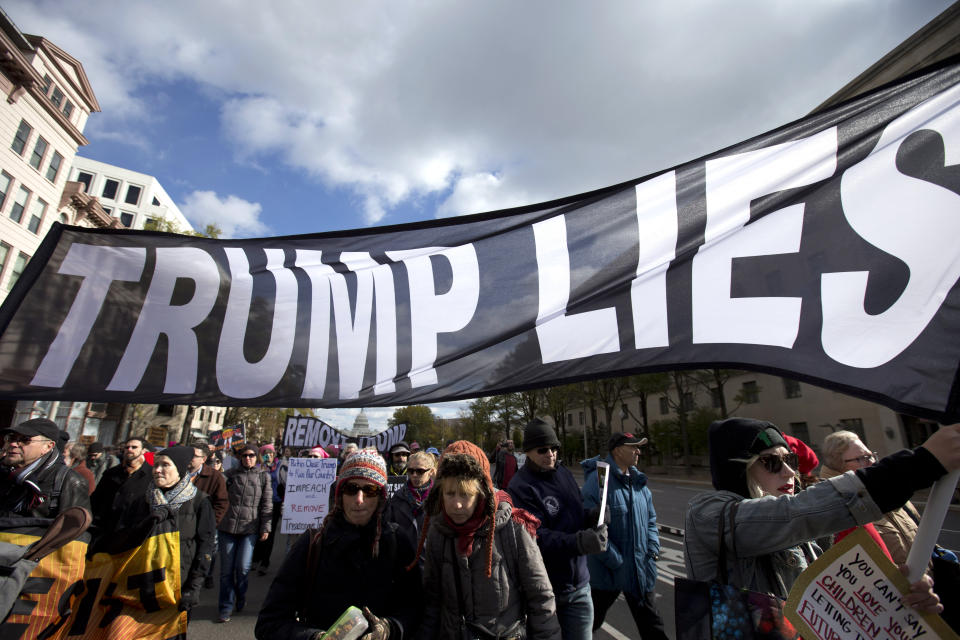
[0,242,9,275]
[124,184,142,205]
[710,387,722,408]
[9,252,29,288]
[29,137,48,170]
[578,411,584,426]
[788,422,810,444]
[156,404,175,417]
[741,381,759,404]
[659,396,669,415]
[62,101,74,119]
[839,418,865,442]
[102,207,112,216]
[9,186,30,223]
[41,74,52,94]
[102,179,119,200]
[0,172,11,211]
[152,196,161,206]
[120,211,134,227]
[566,413,572,426]
[27,198,47,234]
[76,171,94,192]
[680,392,694,412]
[50,87,64,108]
[46,151,63,182]
[11,120,32,156]
[782,378,802,399]
[59,213,68,224]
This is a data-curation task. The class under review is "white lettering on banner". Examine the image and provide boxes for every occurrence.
[386,246,480,388]
[296,250,333,399]
[693,128,838,347]
[533,215,620,363]
[31,245,146,388]
[342,253,398,397]
[632,171,678,350]
[217,248,298,398]
[107,247,220,393]
[826,82,960,367]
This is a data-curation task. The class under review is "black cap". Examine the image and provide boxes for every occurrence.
[608,432,648,450]
[88,442,104,454]
[708,417,788,498]
[522,419,560,452]
[389,441,411,454]
[6,418,61,442]
[157,445,195,479]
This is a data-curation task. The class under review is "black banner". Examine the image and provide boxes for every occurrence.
[282,417,407,452]
[1,61,959,422]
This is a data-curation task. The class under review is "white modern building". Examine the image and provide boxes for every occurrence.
[0,12,101,303]
[69,156,193,232]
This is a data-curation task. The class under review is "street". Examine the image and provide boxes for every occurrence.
[184,474,959,639]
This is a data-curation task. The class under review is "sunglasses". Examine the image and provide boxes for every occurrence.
[756,452,799,474]
[843,452,877,466]
[3,434,52,446]
[407,467,430,475]
[341,483,380,497]
[535,446,559,455]
[241,453,257,458]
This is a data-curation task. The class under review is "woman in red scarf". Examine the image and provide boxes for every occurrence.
[414,440,561,639]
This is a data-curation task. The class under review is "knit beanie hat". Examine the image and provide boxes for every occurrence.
[157,445,195,479]
[708,417,788,498]
[783,434,819,475]
[88,442,104,454]
[335,449,387,504]
[522,418,561,452]
[259,444,275,454]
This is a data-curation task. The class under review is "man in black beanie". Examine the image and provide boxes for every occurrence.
[508,418,607,640]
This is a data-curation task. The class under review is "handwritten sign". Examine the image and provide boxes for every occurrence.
[786,528,958,640]
[281,457,338,534]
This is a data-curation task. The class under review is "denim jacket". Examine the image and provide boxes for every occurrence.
[684,471,884,599]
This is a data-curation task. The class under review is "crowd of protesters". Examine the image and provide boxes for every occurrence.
[2,415,959,639]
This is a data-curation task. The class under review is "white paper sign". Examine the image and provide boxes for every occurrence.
[281,457,338,534]
[596,461,610,527]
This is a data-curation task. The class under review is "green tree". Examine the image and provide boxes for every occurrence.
[143,216,222,238]
[388,405,435,445]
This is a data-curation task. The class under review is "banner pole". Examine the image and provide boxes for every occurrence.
[906,469,960,582]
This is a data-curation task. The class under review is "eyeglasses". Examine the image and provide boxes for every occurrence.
[407,468,430,475]
[535,446,559,455]
[241,453,257,459]
[756,452,799,474]
[341,483,380,497]
[3,434,52,446]
[843,452,877,466]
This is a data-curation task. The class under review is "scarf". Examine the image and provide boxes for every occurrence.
[147,472,198,513]
[408,478,432,509]
[443,500,488,557]
[7,448,60,513]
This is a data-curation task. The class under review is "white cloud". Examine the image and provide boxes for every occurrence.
[179,190,267,238]
[8,0,952,227]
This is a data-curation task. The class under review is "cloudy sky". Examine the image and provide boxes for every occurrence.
[9,0,952,430]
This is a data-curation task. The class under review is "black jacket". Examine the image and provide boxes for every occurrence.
[0,451,90,519]
[256,512,422,640]
[383,482,430,554]
[507,461,590,595]
[90,461,153,530]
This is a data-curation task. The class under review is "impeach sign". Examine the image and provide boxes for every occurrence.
[281,457,338,534]
[786,529,957,640]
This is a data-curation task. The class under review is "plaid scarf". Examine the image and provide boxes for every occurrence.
[148,472,198,512]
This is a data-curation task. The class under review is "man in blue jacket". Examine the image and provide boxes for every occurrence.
[508,419,607,640]
[582,432,667,639]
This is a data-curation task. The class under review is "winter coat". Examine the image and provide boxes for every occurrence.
[192,464,229,524]
[255,512,422,640]
[219,466,272,536]
[269,459,287,503]
[417,499,561,640]
[90,461,153,530]
[875,502,921,566]
[684,472,885,599]
[0,451,90,519]
[507,460,590,595]
[383,482,430,554]
[581,455,659,595]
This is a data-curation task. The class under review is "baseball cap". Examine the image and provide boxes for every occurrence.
[608,432,648,450]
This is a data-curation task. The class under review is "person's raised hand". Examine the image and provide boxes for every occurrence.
[921,424,960,473]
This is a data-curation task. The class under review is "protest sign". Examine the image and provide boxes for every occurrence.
[282,457,338,534]
[596,461,610,527]
[386,475,405,499]
[786,528,957,640]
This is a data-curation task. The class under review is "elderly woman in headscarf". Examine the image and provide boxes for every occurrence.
[414,440,561,639]
[684,418,960,611]
[109,445,216,616]
[256,449,422,640]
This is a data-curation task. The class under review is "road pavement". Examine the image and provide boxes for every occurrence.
[185,467,959,639]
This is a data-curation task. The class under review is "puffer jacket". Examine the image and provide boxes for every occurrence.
[219,465,272,536]
[418,499,560,640]
[581,454,659,595]
[684,472,884,599]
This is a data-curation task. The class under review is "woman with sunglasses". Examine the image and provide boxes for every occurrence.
[383,450,436,555]
[684,417,960,610]
[217,443,272,623]
[256,449,421,640]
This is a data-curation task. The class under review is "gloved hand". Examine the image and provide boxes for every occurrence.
[178,589,200,612]
[576,524,608,555]
[361,606,391,640]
